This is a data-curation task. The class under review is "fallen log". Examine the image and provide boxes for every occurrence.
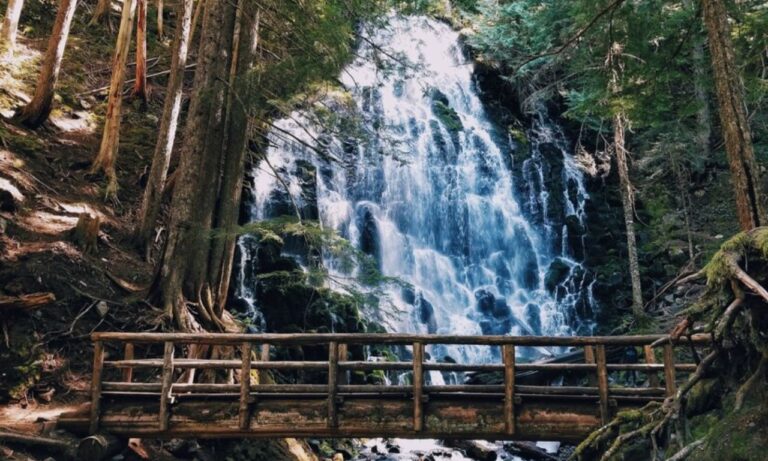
[504,441,558,461]
[0,430,75,459]
[0,292,56,311]
[445,439,497,461]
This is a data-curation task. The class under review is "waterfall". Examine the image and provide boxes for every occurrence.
[235,15,596,362]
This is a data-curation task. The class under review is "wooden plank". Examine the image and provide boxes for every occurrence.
[91,332,713,347]
[595,345,610,425]
[239,342,252,430]
[644,345,660,388]
[122,343,134,383]
[61,396,608,442]
[89,340,105,434]
[158,341,174,431]
[663,344,677,397]
[503,344,515,435]
[413,342,424,432]
[328,342,339,428]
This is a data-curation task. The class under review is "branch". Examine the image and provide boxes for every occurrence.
[0,293,56,311]
[511,0,627,75]
[726,257,768,303]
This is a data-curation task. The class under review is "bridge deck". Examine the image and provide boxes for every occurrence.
[58,332,710,441]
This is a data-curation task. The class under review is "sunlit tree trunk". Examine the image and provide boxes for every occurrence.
[132,0,148,102]
[702,0,766,231]
[15,0,79,128]
[1,0,25,58]
[157,0,164,39]
[136,0,194,255]
[91,0,137,196]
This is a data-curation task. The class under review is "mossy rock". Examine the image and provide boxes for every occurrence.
[429,89,463,133]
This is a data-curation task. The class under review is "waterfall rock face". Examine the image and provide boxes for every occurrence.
[235,15,597,362]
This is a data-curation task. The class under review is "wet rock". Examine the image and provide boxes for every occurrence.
[545,258,571,292]
[474,289,496,315]
[417,294,438,334]
[525,303,542,335]
[356,203,380,264]
[492,297,512,319]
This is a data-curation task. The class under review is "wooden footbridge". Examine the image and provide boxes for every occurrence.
[59,332,710,442]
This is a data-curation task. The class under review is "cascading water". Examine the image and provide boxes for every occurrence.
[235,13,597,460]
[237,14,595,345]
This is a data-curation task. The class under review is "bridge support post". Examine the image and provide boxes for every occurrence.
[239,342,252,430]
[413,342,424,432]
[328,341,339,428]
[663,344,677,397]
[89,340,105,434]
[159,341,175,431]
[122,343,134,383]
[644,345,660,388]
[595,345,610,425]
[584,345,597,386]
[503,343,516,435]
[338,343,348,385]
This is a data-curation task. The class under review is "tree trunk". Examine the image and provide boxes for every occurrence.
[157,0,164,39]
[702,0,766,231]
[153,0,260,330]
[607,42,643,316]
[153,0,260,331]
[190,0,205,45]
[90,0,110,26]
[91,0,137,196]
[15,0,79,128]
[132,0,148,102]
[1,0,25,58]
[614,112,643,316]
[209,5,260,315]
[692,37,711,160]
[136,0,194,255]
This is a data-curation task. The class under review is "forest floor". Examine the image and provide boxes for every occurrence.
[0,3,191,459]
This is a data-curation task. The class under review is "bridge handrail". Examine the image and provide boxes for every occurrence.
[91,332,712,346]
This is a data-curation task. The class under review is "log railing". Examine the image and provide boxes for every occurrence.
[83,332,711,440]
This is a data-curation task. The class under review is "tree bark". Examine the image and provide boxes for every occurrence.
[607,42,643,316]
[157,0,164,39]
[1,0,25,58]
[90,0,110,26]
[91,0,137,196]
[614,112,643,315]
[132,0,148,102]
[702,0,766,231]
[14,0,79,128]
[190,0,205,45]
[136,0,194,255]
[209,5,260,315]
[153,0,259,331]
[156,0,235,330]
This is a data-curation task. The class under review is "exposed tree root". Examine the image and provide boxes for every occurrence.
[666,439,704,461]
[575,228,768,460]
